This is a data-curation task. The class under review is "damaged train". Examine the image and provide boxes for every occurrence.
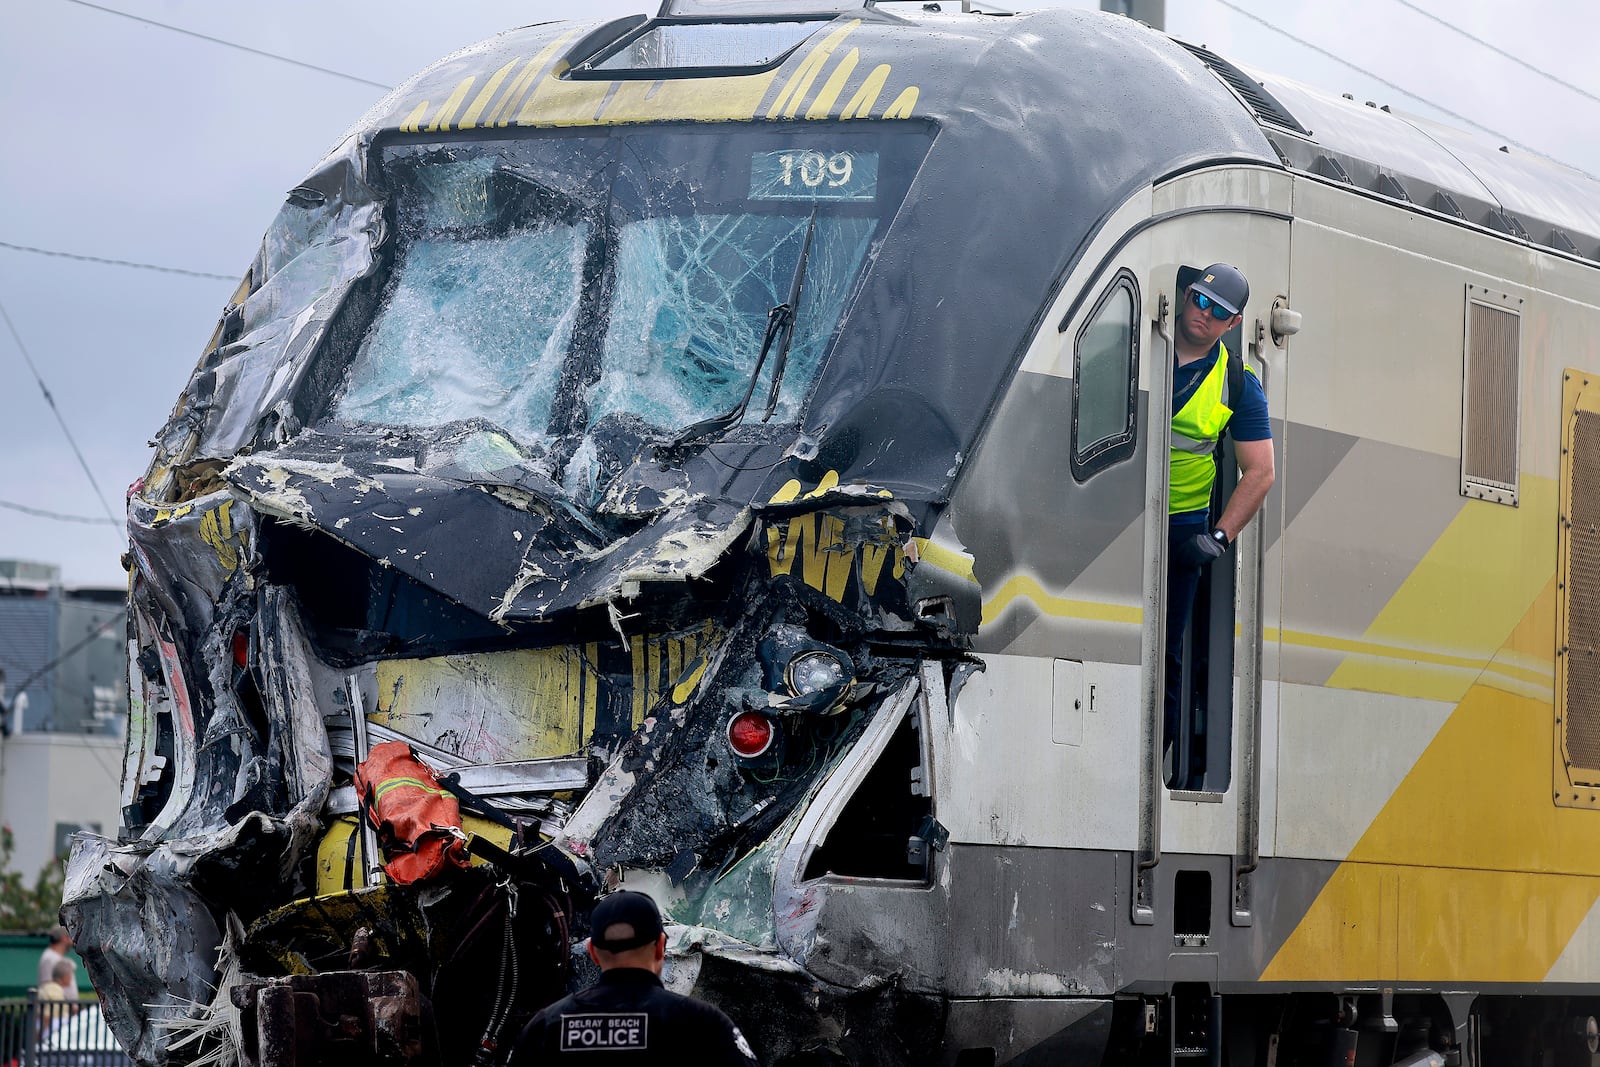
[64,1,1600,1064]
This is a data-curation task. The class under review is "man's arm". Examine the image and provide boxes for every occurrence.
[1214,437,1275,543]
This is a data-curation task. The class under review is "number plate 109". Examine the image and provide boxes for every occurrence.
[750,149,879,201]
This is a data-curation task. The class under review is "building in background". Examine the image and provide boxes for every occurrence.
[0,560,125,886]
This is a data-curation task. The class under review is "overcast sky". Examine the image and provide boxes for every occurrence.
[2,0,1597,587]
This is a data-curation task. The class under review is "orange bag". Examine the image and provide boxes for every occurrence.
[353,740,469,884]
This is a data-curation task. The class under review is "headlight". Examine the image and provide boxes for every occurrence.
[787,650,848,696]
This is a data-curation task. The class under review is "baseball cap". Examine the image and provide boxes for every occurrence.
[1185,262,1249,316]
[589,891,664,952]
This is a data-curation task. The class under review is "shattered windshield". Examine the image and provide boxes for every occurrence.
[328,126,929,492]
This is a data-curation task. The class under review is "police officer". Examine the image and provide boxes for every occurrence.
[1165,263,1275,769]
[507,890,760,1065]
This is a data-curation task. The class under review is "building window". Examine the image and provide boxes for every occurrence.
[1460,285,1524,505]
[1071,269,1141,480]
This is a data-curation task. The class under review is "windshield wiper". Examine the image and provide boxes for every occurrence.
[663,213,817,454]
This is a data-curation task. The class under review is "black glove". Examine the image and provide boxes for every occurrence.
[1175,528,1229,567]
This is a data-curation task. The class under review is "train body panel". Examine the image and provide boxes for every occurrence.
[61,3,1600,1064]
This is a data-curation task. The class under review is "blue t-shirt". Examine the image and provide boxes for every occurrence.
[1171,341,1270,529]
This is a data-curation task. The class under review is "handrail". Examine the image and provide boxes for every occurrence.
[1231,338,1271,926]
[1133,290,1175,927]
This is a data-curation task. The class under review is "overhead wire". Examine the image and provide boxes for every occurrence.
[1382,0,1600,108]
[59,0,393,91]
[0,499,119,526]
[0,240,235,282]
[6,615,121,700]
[0,297,124,534]
[1208,0,1552,161]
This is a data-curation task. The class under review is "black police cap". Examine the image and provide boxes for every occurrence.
[590,891,665,952]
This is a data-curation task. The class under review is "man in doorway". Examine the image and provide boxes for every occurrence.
[507,890,760,1065]
[1166,263,1275,763]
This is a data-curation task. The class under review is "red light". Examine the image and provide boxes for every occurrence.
[726,712,775,759]
[232,630,249,669]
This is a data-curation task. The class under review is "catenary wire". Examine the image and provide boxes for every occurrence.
[0,499,120,526]
[7,615,120,699]
[1209,0,1553,161]
[0,240,235,282]
[0,297,124,533]
[1382,0,1600,107]
[60,0,393,91]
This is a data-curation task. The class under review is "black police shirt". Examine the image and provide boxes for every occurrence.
[509,968,760,1065]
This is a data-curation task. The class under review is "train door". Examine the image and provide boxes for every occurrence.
[1132,177,1292,932]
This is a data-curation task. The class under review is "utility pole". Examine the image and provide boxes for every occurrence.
[1101,0,1164,30]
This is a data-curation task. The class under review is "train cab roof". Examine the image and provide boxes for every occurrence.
[158,2,1596,624]
[1176,43,1600,264]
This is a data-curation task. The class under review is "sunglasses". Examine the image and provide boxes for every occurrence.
[1189,290,1235,321]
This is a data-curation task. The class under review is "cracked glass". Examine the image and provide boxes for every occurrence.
[326,127,929,495]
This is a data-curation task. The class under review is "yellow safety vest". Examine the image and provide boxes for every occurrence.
[1169,341,1243,515]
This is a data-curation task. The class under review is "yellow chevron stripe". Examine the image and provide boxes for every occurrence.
[489,33,579,127]
[460,57,521,130]
[841,64,891,118]
[806,48,860,120]
[426,76,476,132]
[768,22,859,119]
[1264,569,1600,982]
[981,574,1142,627]
[1322,475,1557,701]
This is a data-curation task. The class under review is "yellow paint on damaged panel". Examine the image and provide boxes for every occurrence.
[151,502,196,527]
[427,76,477,132]
[460,58,521,130]
[1323,475,1556,701]
[197,500,244,576]
[861,542,893,596]
[631,638,647,726]
[882,86,919,119]
[673,658,708,704]
[842,64,891,118]
[769,479,804,504]
[768,22,860,119]
[1264,580,1600,983]
[806,469,841,497]
[911,537,975,582]
[805,48,860,120]
[646,639,662,726]
[373,647,595,760]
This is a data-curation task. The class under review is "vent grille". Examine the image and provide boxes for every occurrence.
[1460,290,1521,504]
[1177,41,1309,135]
[1566,408,1600,779]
